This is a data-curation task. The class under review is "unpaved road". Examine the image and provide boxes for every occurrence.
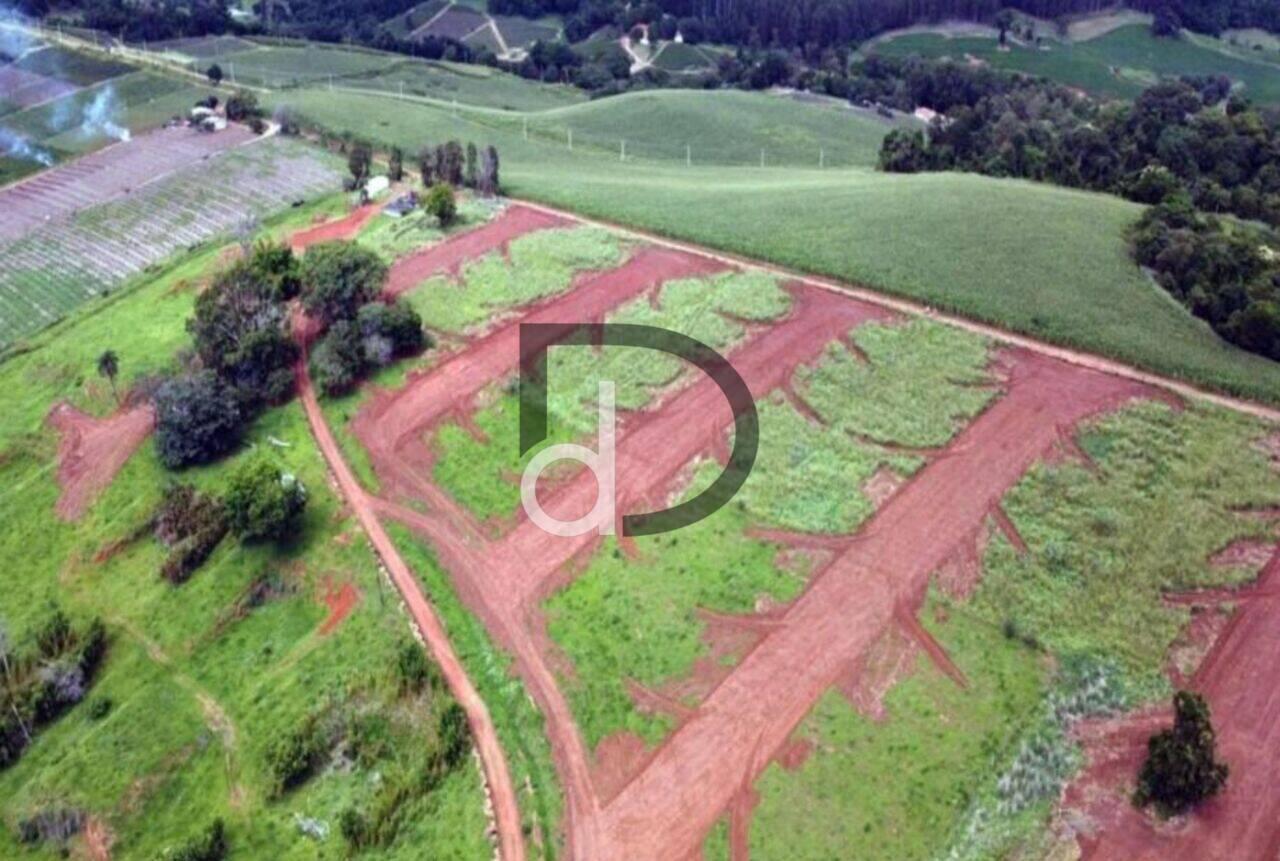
[293,352,526,861]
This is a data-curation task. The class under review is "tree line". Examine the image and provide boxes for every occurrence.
[871,60,1280,362]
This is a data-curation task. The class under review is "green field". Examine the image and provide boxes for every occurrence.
[0,200,493,858]
[275,85,1280,404]
[872,24,1280,103]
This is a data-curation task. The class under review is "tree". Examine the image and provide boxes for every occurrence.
[1152,4,1182,38]
[154,372,243,469]
[206,63,223,86]
[418,145,435,186]
[299,241,388,327]
[1134,690,1229,816]
[357,300,425,363]
[309,320,365,396]
[478,145,500,196]
[225,89,261,122]
[223,455,307,541]
[879,128,929,172]
[187,258,297,408]
[388,146,404,182]
[348,141,372,187]
[425,183,457,227]
[96,350,120,405]
[465,142,478,188]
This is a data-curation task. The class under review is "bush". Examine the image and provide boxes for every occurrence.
[225,89,261,122]
[1134,690,1229,816]
[87,698,112,721]
[299,241,388,327]
[154,484,226,547]
[425,182,457,227]
[160,523,228,584]
[309,320,365,396]
[154,372,244,468]
[166,818,228,861]
[265,718,327,796]
[395,641,441,695]
[357,300,426,364]
[222,456,308,541]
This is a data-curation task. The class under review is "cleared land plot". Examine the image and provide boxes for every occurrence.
[873,24,1280,103]
[146,34,259,60]
[383,0,450,38]
[0,132,343,349]
[324,204,1280,859]
[204,42,395,87]
[337,59,584,110]
[651,41,718,73]
[491,14,560,48]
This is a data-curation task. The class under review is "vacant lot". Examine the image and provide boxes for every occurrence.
[310,197,1280,859]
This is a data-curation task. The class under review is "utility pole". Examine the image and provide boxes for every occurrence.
[568,129,573,151]
[760,148,765,168]
[620,140,625,161]
[686,143,691,167]
[523,117,528,140]
[820,147,824,169]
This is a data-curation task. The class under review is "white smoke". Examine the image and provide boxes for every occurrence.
[0,126,53,165]
[76,86,131,142]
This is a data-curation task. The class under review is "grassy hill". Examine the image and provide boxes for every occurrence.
[0,200,493,859]
[871,24,1280,103]
[278,85,1280,404]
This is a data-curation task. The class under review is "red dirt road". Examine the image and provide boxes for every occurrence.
[383,204,569,298]
[1067,545,1280,861]
[588,351,1154,860]
[293,356,526,861]
[46,402,155,521]
[289,203,380,252]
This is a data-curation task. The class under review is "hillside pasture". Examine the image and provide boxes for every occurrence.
[872,24,1280,103]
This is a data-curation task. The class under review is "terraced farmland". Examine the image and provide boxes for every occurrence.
[0,134,342,349]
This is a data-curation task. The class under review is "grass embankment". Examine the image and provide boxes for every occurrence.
[276,86,1280,404]
[0,198,492,859]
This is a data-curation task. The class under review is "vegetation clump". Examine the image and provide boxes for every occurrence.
[154,483,230,584]
[154,371,244,469]
[299,241,388,327]
[1134,690,1229,817]
[0,609,107,771]
[163,818,228,861]
[223,456,308,541]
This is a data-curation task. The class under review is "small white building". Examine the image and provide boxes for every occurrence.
[365,175,391,198]
[913,106,939,123]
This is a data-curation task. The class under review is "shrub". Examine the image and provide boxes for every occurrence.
[225,89,261,122]
[425,182,457,227]
[437,701,470,768]
[395,641,441,695]
[222,456,308,541]
[299,241,388,327]
[166,818,228,861]
[357,300,426,363]
[1135,690,1229,816]
[154,485,226,547]
[160,524,228,584]
[309,320,365,396]
[87,698,112,721]
[265,718,327,796]
[154,372,244,468]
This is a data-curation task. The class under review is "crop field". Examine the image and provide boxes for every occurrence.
[871,24,1280,103]
[0,132,343,350]
[11,43,131,86]
[0,197,495,859]
[650,41,719,73]
[276,86,1280,403]
[309,198,1280,860]
[335,59,584,110]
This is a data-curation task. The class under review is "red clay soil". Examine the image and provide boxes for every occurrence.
[288,203,380,252]
[292,358,527,861]
[383,204,570,299]
[586,351,1155,861]
[46,402,155,521]
[1066,545,1280,861]
[318,579,361,635]
[322,221,1175,858]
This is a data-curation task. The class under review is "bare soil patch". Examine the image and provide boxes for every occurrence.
[46,401,154,521]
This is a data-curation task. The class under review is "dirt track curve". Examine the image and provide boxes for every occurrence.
[293,351,526,861]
